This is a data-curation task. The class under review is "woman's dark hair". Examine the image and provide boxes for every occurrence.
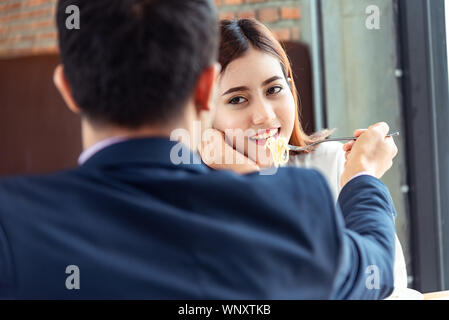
[219,19,332,150]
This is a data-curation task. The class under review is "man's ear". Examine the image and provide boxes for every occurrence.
[53,64,81,115]
[194,62,221,115]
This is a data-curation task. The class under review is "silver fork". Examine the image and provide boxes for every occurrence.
[288,132,400,152]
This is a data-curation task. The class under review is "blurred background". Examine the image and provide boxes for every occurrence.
[1,0,448,293]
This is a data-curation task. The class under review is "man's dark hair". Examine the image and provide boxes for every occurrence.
[57,0,218,127]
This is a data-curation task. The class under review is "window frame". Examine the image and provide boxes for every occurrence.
[398,0,449,292]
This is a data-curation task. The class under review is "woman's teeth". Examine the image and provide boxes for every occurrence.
[250,128,279,141]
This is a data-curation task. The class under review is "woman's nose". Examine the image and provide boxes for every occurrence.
[252,101,276,125]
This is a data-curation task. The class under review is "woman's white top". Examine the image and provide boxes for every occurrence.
[288,141,408,290]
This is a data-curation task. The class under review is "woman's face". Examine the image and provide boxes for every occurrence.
[213,47,296,167]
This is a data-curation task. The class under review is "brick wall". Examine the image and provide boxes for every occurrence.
[0,0,58,58]
[216,0,301,41]
[0,0,301,58]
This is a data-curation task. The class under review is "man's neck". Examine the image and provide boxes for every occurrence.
[81,119,176,150]
[80,102,205,152]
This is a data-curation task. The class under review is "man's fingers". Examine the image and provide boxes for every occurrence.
[343,140,354,152]
[385,136,398,158]
[369,122,390,136]
[353,129,367,138]
[345,151,350,161]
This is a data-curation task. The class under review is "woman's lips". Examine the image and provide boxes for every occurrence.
[249,128,280,146]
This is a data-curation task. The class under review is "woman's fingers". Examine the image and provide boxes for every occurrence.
[221,139,260,173]
[232,152,260,174]
[200,128,260,174]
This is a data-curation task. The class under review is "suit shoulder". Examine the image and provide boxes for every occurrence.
[0,168,81,183]
[203,166,326,186]
[263,166,330,187]
[0,169,83,198]
[206,167,333,208]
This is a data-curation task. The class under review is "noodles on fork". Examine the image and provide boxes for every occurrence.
[265,137,289,167]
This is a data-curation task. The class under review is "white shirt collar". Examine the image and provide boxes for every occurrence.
[78,137,128,165]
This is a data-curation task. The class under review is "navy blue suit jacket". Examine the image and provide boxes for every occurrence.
[0,138,396,299]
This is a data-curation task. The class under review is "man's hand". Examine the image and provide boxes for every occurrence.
[340,122,398,188]
[200,129,260,174]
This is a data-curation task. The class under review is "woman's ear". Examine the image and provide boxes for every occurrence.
[53,65,82,115]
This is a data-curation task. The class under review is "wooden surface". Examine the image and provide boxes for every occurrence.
[423,290,449,300]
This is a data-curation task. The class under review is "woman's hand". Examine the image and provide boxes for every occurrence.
[200,129,260,174]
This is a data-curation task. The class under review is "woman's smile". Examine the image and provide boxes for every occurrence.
[249,128,280,145]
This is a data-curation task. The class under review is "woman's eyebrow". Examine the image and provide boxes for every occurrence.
[262,75,283,86]
[222,86,249,96]
[221,76,283,96]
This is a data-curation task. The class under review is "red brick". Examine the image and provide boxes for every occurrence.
[272,28,291,41]
[2,31,56,44]
[223,0,243,5]
[0,0,59,57]
[280,6,301,20]
[0,7,55,24]
[6,19,54,33]
[27,0,57,7]
[291,27,300,40]
[1,45,58,59]
[257,7,278,23]
[219,11,235,20]
[30,45,58,55]
[237,10,256,19]
[0,2,22,13]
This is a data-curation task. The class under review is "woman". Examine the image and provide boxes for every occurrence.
[202,18,408,291]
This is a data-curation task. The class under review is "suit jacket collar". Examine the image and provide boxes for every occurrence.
[80,137,208,173]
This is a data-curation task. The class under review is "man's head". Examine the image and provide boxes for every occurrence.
[54,0,219,141]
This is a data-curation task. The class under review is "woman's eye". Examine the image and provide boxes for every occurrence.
[267,86,283,95]
[228,96,247,105]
